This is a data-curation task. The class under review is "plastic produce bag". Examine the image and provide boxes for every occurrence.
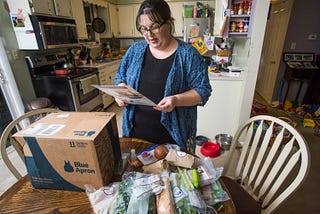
[109,172,136,214]
[127,174,163,214]
[175,167,207,213]
[198,157,223,186]
[200,180,230,205]
[85,183,119,214]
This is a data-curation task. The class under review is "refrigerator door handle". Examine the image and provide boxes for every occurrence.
[0,68,6,84]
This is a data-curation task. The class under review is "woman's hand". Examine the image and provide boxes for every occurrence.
[115,98,128,107]
[153,90,201,112]
[153,96,178,112]
[115,82,128,107]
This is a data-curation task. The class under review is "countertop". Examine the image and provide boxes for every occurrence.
[208,71,245,81]
[78,60,244,81]
[78,59,122,69]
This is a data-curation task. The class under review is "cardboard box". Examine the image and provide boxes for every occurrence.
[13,112,121,191]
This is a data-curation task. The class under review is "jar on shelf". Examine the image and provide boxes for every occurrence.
[230,21,237,32]
[238,2,243,15]
[247,1,252,15]
[243,0,248,14]
[238,21,244,32]
[231,3,235,15]
[244,18,249,32]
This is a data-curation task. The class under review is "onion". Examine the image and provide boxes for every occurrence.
[154,145,168,159]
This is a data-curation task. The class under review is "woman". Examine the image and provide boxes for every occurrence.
[114,0,212,150]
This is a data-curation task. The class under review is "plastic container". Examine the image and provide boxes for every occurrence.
[200,142,220,158]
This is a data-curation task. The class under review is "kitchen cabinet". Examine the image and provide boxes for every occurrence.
[171,1,215,37]
[197,76,243,140]
[31,0,72,18]
[70,0,87,39]
[117,4,141,38]
[224,0,256,37]
[97,6,111,38]
[168,2,184,37]
[98,60,121,108]
[109,3,119,37]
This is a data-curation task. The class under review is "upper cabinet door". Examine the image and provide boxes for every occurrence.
[117,5,135,37]
[109,3,119,37]
[32,0,55,16]
[133,4,141,37]
[70,0,87,39]
[168,2,184,37]
[32,0,72,17]
[97,6,111,38]
[54,0,72,17]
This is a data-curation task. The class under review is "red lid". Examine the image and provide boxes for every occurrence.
[200,142,220,158]
[55,69,69,75]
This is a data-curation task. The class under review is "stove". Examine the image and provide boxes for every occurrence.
[26,52,103,112]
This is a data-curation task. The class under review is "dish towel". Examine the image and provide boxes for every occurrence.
[80,75,99,94]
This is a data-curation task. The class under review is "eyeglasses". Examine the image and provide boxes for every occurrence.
[138,22,165,35]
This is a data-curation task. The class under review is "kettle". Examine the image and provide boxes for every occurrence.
[62,61,74,70]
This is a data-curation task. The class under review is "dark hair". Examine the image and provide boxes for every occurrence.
[136,0,175,35]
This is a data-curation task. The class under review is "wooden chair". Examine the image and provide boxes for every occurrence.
[0,108,60,180]
[222,115,310,214]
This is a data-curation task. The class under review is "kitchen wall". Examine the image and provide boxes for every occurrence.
[273,0,320,102]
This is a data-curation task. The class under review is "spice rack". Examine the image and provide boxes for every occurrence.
[225,0,256,37]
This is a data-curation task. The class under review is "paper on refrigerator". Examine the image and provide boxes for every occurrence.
[92,85,156,106]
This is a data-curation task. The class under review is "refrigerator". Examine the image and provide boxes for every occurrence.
[183,18,212,43]
[0,38,25,139]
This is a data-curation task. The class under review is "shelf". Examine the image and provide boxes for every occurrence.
[224,0,255,38]
[230,14,250,18]
[228,32,248,35]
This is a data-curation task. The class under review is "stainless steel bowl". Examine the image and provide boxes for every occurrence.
[215,134,233,150]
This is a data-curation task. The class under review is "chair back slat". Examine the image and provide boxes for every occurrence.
[262,149,301,207]
[235,121,254,177]
[250,121,274,189]
[258,137,295,198]
[241,119,265,184]
[253,127,285,192]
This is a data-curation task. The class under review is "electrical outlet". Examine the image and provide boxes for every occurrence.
[308,34,317,40]
[290,42,296,50]
[11,49,19,60]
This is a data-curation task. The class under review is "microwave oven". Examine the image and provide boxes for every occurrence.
[10,14,79,50]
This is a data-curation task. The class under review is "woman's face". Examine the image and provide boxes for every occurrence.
[139,14,170,49]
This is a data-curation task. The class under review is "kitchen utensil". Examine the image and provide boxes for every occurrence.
[215,134,233,150]
[195,135,209,146]
[92,17,106,33]
[200,142,220,158]
[55,69,70,75]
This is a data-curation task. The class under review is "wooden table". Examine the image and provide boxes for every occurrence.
[0,138,235,214]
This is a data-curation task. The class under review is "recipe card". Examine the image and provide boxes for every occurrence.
[92,85,156,106]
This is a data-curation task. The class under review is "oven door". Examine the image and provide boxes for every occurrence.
[71,73,103,112]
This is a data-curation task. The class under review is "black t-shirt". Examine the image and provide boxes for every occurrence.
[132,47,176,144]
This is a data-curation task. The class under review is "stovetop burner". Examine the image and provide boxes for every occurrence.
[41,67,98,79]
[25,52,98,79]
